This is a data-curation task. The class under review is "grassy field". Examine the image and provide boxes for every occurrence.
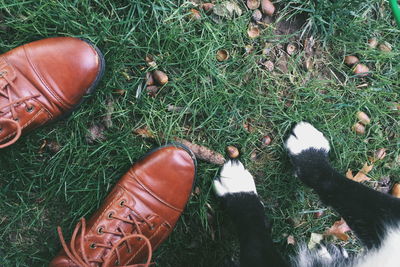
[0,0,399,266]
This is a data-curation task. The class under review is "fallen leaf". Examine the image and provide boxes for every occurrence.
[391,183,400,198]
[243,119,254,132]
[325,218,351,241]
[213,1,242,19]
[201,3,215,12]
[373,148,387,162]
[121,70,133,81]
[146,85,159,97]
[133,126,155,138]
[308,232,324,249]
[86,123,107,144]
[113,89,126,96]
[39,139,61,154]
[346,163,373,183]
[189,8,201,20]
[103,98,114,129]
[194,186,201,195]
[145,54,157,68]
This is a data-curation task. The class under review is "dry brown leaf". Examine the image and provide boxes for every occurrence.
[133,126,155,138]
[145,54,157,68]
[346,163,373,182]
[373,148,387,162]
[391,183,400,198]
[325,218,351,241]
[113,89,126,96]
[243,119,254,132]
[86,123,107,144]
[189,9,201,20]
[104,98,114,129]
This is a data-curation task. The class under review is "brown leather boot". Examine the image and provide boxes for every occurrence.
[50,144,196,267]
[0,37,104,148]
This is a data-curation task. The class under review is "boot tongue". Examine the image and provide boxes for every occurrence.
[0,57,18,113]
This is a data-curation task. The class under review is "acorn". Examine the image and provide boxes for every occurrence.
[189,9,201,20]
[252,9,263,21]
[152,70,168,85]
[368,38,378,49]
[146,72,154,86]
[353,64,370,77]
[374,148,387,161]
[146,85,159,97]
[356,111,370,125]
[314,210,324,219]
[261,0,275,16]
[247,25,260,38]
[261,60,274,71]
[226,145,239,159]
[379,42,392,52]
[261,135,272,147]
[352,122,365,135]
[286,43,297,55]
[247,0,260,10]
[201,3,215,12]
[216,49,229,62]
[344,55,359,66]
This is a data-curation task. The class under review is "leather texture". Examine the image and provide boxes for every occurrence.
[50,144,196,266]
[0,37,103,148]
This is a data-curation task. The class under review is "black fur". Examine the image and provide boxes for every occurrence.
[219,136,400,266]
[223,192,288,267]
[290,148,400,249]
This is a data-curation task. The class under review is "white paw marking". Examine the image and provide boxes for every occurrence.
[285,122,330,156]
[213,160,257,196]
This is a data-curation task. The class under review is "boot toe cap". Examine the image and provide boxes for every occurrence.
[131,145,196,211]
[24,37,103,107]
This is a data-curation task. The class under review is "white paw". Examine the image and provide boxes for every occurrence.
[213,160,257,196]
[285,122,330,156]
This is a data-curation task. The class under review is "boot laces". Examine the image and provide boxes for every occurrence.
[57,202,156,267]
[0,70,39,148]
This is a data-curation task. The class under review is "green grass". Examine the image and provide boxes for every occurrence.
[0,0,399,266]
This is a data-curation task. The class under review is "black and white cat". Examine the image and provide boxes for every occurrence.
[214,122,400,267]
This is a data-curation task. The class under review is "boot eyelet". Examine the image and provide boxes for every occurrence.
[0,70,7,77]
[136,237,142,241]
[89,243,97,249]
[107,211,114,219]
[119,199,126,207]
[14,118,19,122]
[97,227,104,235]
[26,106,34,113]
